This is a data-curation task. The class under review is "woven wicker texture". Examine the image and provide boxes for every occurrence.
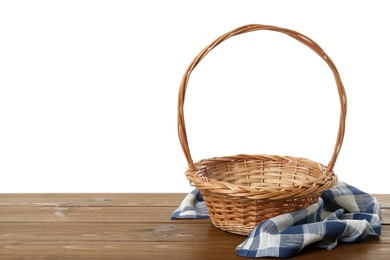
[177,24,347,235]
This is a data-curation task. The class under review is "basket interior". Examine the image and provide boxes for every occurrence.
[194,155,324,189]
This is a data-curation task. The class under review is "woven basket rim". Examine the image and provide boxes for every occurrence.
[186,154,338,200]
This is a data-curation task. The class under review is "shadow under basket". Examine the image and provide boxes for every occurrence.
[178,24,347,236]
[185,154,337,236]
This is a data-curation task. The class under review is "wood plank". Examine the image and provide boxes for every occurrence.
[0,241,241,260]
[0,193,187,207]
[1,241,390,260]
[372,194,390,205]
[0,206,213,223]
[375,193,390,226]
[381,207,390,225]
[0,222,238,242]
[0,206,382,225]
[0,222,387,244]
[0,193,387,207]
[0,204,387,225]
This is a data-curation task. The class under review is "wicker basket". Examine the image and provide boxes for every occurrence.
[177,24,347,236]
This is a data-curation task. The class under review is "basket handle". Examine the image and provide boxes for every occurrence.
[178,24,347,173]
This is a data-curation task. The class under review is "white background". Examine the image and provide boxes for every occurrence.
[0,1,389,193]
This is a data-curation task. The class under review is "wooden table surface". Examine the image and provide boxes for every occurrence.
[0,193,388,259]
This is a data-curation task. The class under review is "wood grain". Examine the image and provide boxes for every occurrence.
[0,193,388,259]
[0,193,185,207]
[0,206,183,223]
[1,241,390,260]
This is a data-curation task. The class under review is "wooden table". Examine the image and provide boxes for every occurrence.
[0,193,388,259]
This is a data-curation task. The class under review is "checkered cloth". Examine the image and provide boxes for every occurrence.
[171,189,209,219]
[171,182,381,258]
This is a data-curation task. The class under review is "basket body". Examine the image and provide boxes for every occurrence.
[177,24,347,236]
[186,155,337,235]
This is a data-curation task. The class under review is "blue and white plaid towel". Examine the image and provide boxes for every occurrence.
[171,188,209,218]
[171,182,381,258]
